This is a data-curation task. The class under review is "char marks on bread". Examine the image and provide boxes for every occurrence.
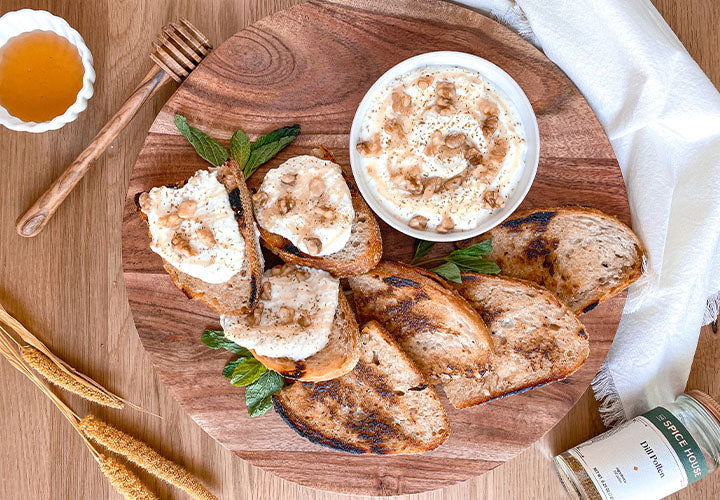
[464,206,645,314]
[347,260,494,407]
[447,272,589,408]
[273,321,450,454]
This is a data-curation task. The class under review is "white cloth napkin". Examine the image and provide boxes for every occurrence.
[456,0,720,425]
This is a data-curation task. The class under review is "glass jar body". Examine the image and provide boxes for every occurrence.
[555,393,720,500]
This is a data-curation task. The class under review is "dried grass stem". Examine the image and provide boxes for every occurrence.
[80,415,217,500]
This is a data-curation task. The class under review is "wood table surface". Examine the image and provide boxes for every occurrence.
[0,1,717,499]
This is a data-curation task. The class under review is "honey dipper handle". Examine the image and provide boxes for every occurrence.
[16,66,172,238]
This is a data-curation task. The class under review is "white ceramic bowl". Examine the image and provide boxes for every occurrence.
[0,9,95,133]
[349,51,540,242]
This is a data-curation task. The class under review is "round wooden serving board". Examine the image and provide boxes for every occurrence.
[122,0,630,495]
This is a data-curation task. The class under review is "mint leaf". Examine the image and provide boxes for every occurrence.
[250,124,300,151]
[231,358,267,386]
[413,239,434,262]
[223,358,243,378]
[452,239,493,258]
[230,129,251,171]
[201,330,252,356]
[244,136,296,178]
[430,262,462,283]
[460,259,501,275]
[246,371,284,417]
[174,115,229,166]
[243,124,300,178]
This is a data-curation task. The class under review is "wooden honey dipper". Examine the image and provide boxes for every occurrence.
[16,19,212,237]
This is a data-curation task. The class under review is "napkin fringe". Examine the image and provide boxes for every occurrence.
[591,360,627,427]
[703,288,720,326]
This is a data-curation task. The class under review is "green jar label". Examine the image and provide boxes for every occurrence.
[642,406,708,484]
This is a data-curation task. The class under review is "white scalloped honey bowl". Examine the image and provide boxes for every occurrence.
[0,9,95,133]
[349,51,540,242]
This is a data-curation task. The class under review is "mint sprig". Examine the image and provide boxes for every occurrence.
[174,115,229,166]
[242,124,300,178]
[174,114,300,179]
[202,329,284,417]
[410,239,501,283]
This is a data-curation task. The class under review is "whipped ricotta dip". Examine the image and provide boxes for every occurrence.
[355,65,527,233]
[221,265,339,361]
[253,155,354,256]
[139,168,246,284]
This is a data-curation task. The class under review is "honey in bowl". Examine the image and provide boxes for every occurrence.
[0,30,84,123]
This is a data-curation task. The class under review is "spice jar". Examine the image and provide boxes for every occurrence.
[554,390,720,500]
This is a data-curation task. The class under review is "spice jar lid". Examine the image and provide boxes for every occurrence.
[687,390,720,426]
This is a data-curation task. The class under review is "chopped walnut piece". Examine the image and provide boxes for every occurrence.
[295,269,311,281]
[158,213,182,229]
[465,147,483,165]
[278,196,295,215]
[298,314,312,328]
[472,164,491,180]
[252,191,269,206]
[436,96,453,108]
[409,215,428,230]
[488,138,509,164]
[424,129,443,155]
[171,235,196,257]
[280,264,295,276]
[309,177,325,197]
[197,228,216,247]
[383,118,405,140]
[422,177,442,199]
[356,138,382,157]
[278,306,295,325]
[247,302,264,326]
[436,81,456,98]
[444,133,465,149]
[443,176,463,190]
[260,281,272,300]
[484,189,505,208]
[313,206,334,220]
[437,105,455,117]
[281,173,297,185]
[483,115,499,137]
[270,266,283,276]
[391,89,412,113]
[177,200,197,219]
[416,76,434,89]
[304,237,322,254]
[437,215,455,233]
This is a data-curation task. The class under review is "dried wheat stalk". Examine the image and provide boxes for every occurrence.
[0,328,156,499]
[0,302,132,410]
[21,346,124,408]
[100,455,158,500]
[80,414,218,500]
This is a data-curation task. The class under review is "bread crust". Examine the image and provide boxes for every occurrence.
[347,261,494,385]
[257,192,382,277]
[273,321,450,455]
[463,206,646,314]
[251,290,361,382]
[446,272,589,408]
[135,159,263,315]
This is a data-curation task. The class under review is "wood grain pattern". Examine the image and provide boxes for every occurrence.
[121,0,629,494]
[1,1,718,499]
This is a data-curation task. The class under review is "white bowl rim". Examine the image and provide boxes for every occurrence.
[349,51,540,243]
[0,9,96,133]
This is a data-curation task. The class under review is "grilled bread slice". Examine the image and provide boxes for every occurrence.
[136,159,263,315]
[446,272,589,408]
[256,147,382,277]
[463,206,645,314]
[251,289,360,382]
[273,321,450,454]
[347,261,493,387]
